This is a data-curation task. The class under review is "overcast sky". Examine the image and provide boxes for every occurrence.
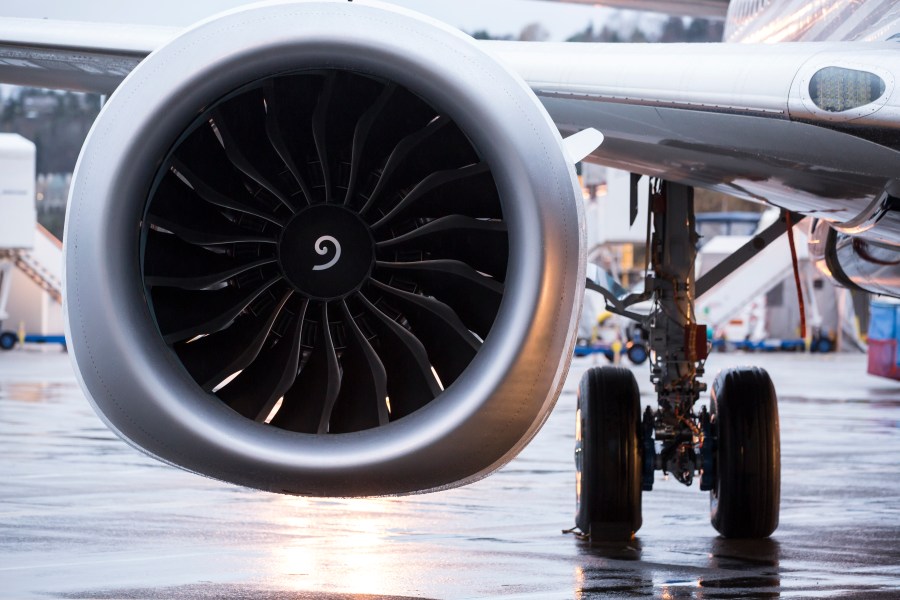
[0,0,658,41]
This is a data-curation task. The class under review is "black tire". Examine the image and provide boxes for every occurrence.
[710,367,780,538]
[575,366,642,540]
[0,331,16,351]
[626,342,648,365]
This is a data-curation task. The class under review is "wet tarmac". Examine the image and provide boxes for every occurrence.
[1,348,899,599]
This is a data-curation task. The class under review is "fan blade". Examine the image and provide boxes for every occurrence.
[370,279,479,387]
[358,115,449,217]
[357,293,441,419]
[147,173,277,245]
[152,275,281,344]
[175,290,293,390]
[147,215,276,246]
[376,214,507,280]
[144,230,275,290]
[212,89,298,213]
[375,259,502,339]
[345,86,439,205]
[170,158,284,227]
[327,300,390,433]
[263,77,320,205]
[144,228,231,279]
[315,302,342,432]
[386,166,502,221]
[217,299,306,421]
[311,73,337,202]
[370,163,489,230]
[272,303,342,434]
[344,83,395,206]
[171,121,285,218]
[147,258,275,291]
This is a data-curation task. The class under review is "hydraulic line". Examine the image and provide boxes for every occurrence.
[785,211,806,339]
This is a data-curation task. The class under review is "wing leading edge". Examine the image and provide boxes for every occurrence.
[0,18,174,93]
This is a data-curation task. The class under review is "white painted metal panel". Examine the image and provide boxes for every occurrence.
[0,134,36,250]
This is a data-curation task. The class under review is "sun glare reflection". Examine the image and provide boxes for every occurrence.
[264,397,284,423]
[738,0,841,43]
[264,495,402,594]
[574,565,586,599]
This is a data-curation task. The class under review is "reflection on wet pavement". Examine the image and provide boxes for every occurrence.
[1,350,899,599]
[59,587,434,600]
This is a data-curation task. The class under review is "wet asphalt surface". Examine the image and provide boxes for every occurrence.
[1,349,899,599]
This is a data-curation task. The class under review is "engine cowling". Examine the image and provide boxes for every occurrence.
[809,217,900,297]
[64,0,585,496]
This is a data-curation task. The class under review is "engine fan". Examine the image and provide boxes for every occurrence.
[144,69,509,434]
[64,0,585,496]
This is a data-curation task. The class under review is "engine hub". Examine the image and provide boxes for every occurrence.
[278,204,375,300]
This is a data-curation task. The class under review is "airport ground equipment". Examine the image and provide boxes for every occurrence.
[22,1,900,539]
[695,216,807,334]
[867,299,900,380]
[0,133,37,323]
[0,330,15,350]
[709,336,832,353]
[573,339,649,364]
[0,333,66,351]
[0,134,63,346]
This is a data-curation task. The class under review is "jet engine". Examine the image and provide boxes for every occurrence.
[808,189,900,298]
[64,0,585,496]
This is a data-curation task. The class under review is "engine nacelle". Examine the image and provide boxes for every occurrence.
[809,217,900,297]
[64,0,585,496]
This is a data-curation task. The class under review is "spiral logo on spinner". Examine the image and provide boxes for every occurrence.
[312,235,342,271]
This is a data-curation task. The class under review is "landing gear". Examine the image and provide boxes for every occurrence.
[708,367,780,538]
[577,179,783,540]
[575,366,642,540]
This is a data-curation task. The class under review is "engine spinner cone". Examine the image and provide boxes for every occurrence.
[278,203,374,300]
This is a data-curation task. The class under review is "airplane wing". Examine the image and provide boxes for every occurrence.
[0,18,175,93]
[487,40,900,220]
[1,1,897,512]
[2,16,897,222]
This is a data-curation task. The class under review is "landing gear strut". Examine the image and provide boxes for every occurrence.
[576,180,781,540]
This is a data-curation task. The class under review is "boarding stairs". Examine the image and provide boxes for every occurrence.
[11,250,62,304]
[695,225,807,330]
[0,225,63,323]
